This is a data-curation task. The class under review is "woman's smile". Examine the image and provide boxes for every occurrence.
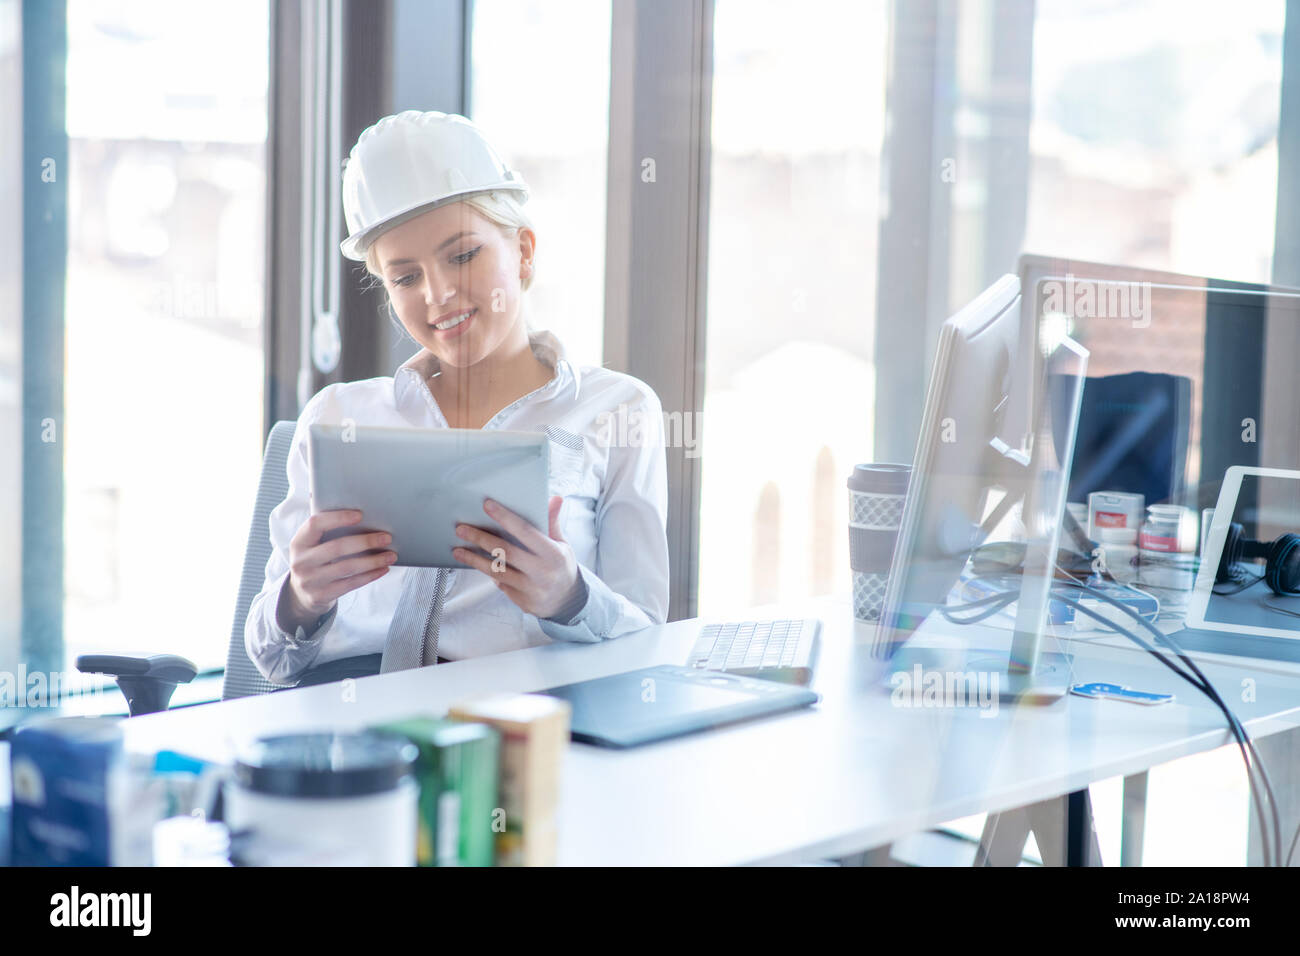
[431,307,477,337]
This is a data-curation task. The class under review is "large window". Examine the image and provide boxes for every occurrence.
[468,0,612,370]
[62,0,269,673]
[698,0,889,616]
[1024,0,1284,281]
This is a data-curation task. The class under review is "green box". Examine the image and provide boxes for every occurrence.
[374,717,501,867]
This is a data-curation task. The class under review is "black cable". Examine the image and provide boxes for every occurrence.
[1047,561,1273,850]
[939,590,1020,625]
[1261,600,1300,620]
[1049,581,1281,868]
[941,569,1282,865]
[1088,588,1282,869]
[948,574,1279,866]
[1049,590,1275,867]
[1055,580,1280,867]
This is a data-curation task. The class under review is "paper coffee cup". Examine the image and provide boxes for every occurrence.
[848,463,911,622]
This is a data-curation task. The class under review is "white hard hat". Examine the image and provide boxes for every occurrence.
[339,110,529,262]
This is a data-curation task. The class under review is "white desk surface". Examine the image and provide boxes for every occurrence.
[122,595,1300,866]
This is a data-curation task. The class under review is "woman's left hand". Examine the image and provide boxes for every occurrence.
[453,496,583,620]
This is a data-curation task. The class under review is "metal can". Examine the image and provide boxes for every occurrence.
[375,718,500,867]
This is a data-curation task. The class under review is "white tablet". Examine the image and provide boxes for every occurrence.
[307,424,550,569]
[1187,465,1300,639]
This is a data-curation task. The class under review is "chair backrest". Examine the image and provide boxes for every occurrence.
[1050,370,1193,507]
[222,420,299,700]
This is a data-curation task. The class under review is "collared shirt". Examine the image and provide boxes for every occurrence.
[245,329,670,685]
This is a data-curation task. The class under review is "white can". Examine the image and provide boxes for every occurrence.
[1097,526,1139,586]
[224,732,418,867]
[1088,491,1145,541]
[1139,505,1198,615]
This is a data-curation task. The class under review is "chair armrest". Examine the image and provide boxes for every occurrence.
[76,654,199,716]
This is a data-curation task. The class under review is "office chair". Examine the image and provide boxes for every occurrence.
[78,420,300,715]
[1049,370,1192,507]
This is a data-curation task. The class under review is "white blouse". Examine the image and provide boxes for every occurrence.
[244,329,671,684]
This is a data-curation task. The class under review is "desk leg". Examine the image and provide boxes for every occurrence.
[837,845,898,866]
[1121,772,1148,867]
[977,790,1102,866]
[1248,724,1300,867]
[975,807,1033,866]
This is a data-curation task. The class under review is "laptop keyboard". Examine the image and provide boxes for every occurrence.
[688,619,808,671]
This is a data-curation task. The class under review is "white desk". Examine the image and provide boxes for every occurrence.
[121,595,1300,866]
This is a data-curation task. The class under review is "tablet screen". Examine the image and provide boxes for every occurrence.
[1201,473,1300,632]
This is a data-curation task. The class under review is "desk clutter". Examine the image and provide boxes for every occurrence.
[2,692,571,867]
[1082,492,1201,616]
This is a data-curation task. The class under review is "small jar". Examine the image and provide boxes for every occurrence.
[224,731,419,866]
[1097,526,1139,585]
[1139,505,1198,614]
[1139,505,1181,553]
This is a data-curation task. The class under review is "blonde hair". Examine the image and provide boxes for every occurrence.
[363,190,536,292]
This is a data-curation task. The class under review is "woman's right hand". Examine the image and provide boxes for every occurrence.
[278,509,398,632]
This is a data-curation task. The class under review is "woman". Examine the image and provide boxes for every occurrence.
[245,110,670,686]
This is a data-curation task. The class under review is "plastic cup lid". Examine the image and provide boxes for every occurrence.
[234,731,417,798]
[847,463,911,494]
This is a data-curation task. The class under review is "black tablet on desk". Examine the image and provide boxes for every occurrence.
[540,665,819,749]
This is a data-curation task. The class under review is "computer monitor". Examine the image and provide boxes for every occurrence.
[875,275,1089,703]
[1014,254,1300,518]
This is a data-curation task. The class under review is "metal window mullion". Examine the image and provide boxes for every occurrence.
[873,0,958,464]
[298,0,343,411]
[20,0,67,676]
[604,0,714,621]
[296,2,316,410]
[319,0,342,366]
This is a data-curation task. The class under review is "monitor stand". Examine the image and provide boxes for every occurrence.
[883,638,1073,706]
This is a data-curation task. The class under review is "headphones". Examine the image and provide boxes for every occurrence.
[1216,523,1300,596]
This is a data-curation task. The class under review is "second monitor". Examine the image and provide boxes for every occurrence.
[875,274,1089,703]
